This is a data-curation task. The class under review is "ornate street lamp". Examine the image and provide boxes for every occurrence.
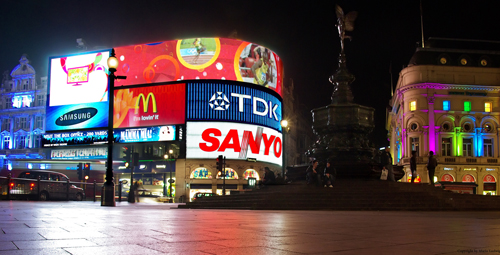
[102,49,126,206]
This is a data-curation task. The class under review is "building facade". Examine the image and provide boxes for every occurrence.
[387,38,500,195]
[0,55,47,170]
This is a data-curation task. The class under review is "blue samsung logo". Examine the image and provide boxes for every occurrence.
[55,108,98,126]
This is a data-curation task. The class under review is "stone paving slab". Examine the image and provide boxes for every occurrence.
[2,201,500,254]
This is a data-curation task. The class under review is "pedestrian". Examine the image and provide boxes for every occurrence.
[133,181,140,202]
[381,147,395,182]
[262,167,276,185]
[427,151,438,186]
[323,160,336,188]
[306,160,322,186]
[410,151,417,183]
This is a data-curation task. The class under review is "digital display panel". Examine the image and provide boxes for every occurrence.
[115,126,176,143]
[46,50,111,131]
[186,122,282,166]
[186,82,282,131]
[114,83,185,128]
[42,130,108,147]
[50,147,108,160]
[114,38,283,97]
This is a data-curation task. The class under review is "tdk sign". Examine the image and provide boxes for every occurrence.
[187,83,282,131]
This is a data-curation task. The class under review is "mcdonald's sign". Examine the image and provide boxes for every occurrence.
[135,92,157,114]
[114,83,186,128]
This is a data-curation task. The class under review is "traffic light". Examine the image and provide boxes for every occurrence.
[216,155,223,177]
[123,146,131,168]
[77,163,83,180]
[83,163,90,179]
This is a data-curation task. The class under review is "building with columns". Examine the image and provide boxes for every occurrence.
[387,38,500,195]
[0,55,47,169]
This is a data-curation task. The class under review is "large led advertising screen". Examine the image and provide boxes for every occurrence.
[186,122,282,166]
[186,81,282,131]
[46,50,111,131]
[115,126,176,143]
[113,83,185,128]
[114,38,283,96]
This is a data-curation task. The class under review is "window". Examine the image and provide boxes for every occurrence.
[20,117,28,129]
[3,136,10,149]
[411,137,419,156]
[410,101,416,111]
[485,102,492,112]
[35,116,42,129]
[442,138,452,156]
[485,124,493,132]
[5,97,11,109]
[464,101,471,111]
[443,100,450,111]
[463,138,473,157]
[1,119,10,131]
[442,123,451,132]
[484,139,493,157]
[36,95,44,107]
[33,134,41,149]
[17,135,26,149]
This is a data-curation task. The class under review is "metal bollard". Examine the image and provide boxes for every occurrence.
[93,180,97,202]
[37,176,41,201]
[7,173,11,200]
[66,179,70,201]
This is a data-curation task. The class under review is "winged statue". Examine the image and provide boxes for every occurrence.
[335,5,358,52]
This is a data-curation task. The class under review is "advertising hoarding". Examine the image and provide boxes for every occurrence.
[50,147,107,160]
[113,38,283,96]
[186,82,282,131]
[113,83,185,128]
[115,126,176,143]
[186,122,282,166]
[46,50,111,131]
[42,130,108,147]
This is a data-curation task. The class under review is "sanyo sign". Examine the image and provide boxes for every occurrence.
[186,122,282,166]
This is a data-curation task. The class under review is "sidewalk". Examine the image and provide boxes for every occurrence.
[1,201,500,254]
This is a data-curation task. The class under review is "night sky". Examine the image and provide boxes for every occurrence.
[1,1,500,148]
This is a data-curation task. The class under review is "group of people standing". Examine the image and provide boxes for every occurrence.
[383,147,438,185]
[306,160,336,187]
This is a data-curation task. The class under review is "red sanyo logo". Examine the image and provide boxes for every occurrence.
[199,128,282,158]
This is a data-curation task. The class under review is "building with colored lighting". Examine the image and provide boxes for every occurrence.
[387,38,500,195]
[0,55,47,170]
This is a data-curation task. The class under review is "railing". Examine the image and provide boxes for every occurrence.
[398,156,500,165]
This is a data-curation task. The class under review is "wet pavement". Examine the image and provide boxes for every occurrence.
[1,201,500,254]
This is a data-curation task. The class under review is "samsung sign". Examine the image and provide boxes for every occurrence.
[186,82,282,131]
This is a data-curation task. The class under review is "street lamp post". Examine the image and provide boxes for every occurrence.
[281,120,289,178]
[102,49,126,206]
[163,154,168,198]
[168,149,174,201]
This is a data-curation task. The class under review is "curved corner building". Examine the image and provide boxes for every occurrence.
[43,38,284,201]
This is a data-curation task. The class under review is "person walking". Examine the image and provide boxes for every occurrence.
[427,151,438,186]
[410,151,417,183]
[381,147,395,182]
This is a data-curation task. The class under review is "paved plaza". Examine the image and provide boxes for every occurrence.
[1,201,500,254]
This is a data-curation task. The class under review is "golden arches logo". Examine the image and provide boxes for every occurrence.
[135,92,157,114]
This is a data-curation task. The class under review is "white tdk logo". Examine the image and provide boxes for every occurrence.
[209,92,279,121]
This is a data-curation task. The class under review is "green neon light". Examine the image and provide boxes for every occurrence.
[464,101,471,111]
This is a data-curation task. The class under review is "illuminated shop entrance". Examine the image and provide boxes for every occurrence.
[483,175,496,195]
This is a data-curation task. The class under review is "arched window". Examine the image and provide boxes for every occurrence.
[217,168,238,179]
[190,168,213,179]
[243,169,260,180]
[462,174,476,183]
[441,174,455,182]
[483,175,496,183]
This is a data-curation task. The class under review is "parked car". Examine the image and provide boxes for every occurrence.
[192,192,216,201]
[11,170,85,201]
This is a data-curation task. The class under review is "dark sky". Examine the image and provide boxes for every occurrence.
[1,1,500,148]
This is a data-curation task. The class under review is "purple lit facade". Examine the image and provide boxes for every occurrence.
[387,38,500,194]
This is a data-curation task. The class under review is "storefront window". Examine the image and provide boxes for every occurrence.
[190,168,212,179]
[243,169,260,180]
[217,168,238,179]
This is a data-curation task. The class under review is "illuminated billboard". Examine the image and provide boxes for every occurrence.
[186,81,282,131]
[186,122,282,166]
[114,38,283,96]
[50,147,107,160]
[46,50,111,131]
[115,126,176,143]
[42,130,108,147]
[113,83,185,128]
